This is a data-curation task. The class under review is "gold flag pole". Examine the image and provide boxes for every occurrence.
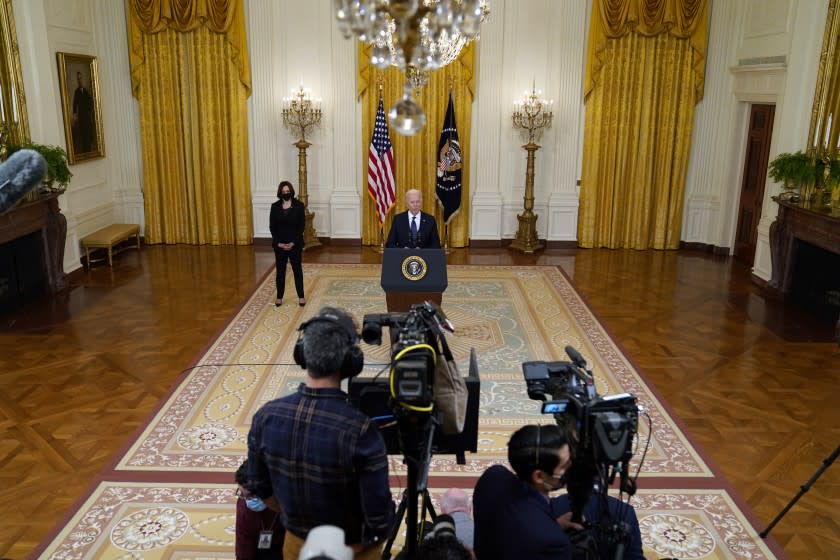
[376,225,385,253]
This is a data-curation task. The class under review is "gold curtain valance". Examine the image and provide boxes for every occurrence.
[585,0,708,102]
[127,0,250,96]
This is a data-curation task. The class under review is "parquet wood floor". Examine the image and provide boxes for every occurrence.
[0,245,837,559]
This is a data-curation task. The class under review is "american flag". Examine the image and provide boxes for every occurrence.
[367,96,396,224]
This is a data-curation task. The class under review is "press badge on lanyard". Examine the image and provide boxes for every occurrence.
[258,530,273,549]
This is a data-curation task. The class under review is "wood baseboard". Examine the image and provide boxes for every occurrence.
[253,237,361,247]
[680,241,730,255]
[544,240,578,250]
[468,239,506,248]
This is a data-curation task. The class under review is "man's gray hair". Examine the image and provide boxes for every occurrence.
[440,487,471,514]
[302,306,357,379]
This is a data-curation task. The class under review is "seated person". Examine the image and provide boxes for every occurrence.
[385,188,441,248]
[235,459,285,560]
[439,488,474,549]
[472,424,582,560]
[550,490,645,560]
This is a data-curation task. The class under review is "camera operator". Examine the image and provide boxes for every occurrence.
[473,425,582,560]
[247,307,394,560]
[439,488,474,549]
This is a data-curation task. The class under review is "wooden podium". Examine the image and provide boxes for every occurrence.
[381,248,447,312]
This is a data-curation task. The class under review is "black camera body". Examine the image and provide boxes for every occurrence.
[362,302,448,410]
[523,355,638,469]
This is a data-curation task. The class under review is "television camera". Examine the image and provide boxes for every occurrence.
[360,301,455,413]
[352,302,478,559]
[523,345,641,560]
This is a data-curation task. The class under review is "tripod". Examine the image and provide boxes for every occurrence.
[760,443,839,538]
[382,411,438,559]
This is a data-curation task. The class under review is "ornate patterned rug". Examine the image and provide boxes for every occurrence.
[34,264,783,559]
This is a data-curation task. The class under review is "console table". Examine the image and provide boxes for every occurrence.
[768,197,840,339]
[0,192,67,294]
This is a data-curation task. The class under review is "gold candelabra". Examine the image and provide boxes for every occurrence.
[510,82,553,253]
[281,84,322,249]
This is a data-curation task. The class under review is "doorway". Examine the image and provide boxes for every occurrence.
[734,103,775,265]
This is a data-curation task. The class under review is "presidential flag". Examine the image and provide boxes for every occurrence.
[367,96,396,224]
[435,93,462,224]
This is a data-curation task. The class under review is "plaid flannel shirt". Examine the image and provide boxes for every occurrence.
[247,384,393,545]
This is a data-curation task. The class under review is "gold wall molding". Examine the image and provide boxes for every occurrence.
[0,0,30,147]
[808,0,839,155]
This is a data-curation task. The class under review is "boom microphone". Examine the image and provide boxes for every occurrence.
[564,345,588,369]
[0,149,48,215]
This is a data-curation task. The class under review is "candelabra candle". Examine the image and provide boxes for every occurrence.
[281,85,322,143]
[512,83,553,144]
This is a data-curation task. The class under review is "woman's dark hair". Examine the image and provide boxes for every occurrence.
[235,459,248,485]
[507,424,568,482]
[277,180,295,199]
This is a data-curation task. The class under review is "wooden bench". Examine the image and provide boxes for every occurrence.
[81,224,141,268]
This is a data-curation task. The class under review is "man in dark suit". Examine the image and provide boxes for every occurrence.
[72,71,95,153]
[385,188,441,248]
[473,425,581,560]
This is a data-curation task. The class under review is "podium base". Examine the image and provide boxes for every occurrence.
[385,292,443,313]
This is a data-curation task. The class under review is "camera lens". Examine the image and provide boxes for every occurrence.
[361,321,383,345]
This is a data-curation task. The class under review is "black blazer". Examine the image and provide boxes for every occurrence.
[269,199,305,249]
[473,465,573,560]
[385,211,441,249]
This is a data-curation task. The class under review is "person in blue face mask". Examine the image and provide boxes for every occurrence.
[235,460,285,560]
[473,425,583,560]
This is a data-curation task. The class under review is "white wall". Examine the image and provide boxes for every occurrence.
[470,0,587,241]
[246,0,361,240]
[10,0,831,281]
[14,0,143,274]
[682,0,827,282]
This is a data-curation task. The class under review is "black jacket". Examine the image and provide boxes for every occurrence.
[269,199,305,249]
[385,211,441,248]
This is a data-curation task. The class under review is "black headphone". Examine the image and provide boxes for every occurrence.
[292,312,364,379]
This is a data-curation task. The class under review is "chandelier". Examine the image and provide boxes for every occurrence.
[334,0,489,135]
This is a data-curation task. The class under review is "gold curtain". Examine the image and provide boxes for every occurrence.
[578,0,708,249]
[127,0,252,245]
[358,44,475,247]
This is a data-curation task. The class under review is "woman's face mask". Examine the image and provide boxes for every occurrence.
[245,496,267,512]
[281,192,292,201]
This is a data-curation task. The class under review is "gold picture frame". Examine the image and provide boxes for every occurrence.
[808,0,840,156]
[56,52,105,164]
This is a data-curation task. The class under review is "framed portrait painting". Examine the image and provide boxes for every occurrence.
[56,52,105,164]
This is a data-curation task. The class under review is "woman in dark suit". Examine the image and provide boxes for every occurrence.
[269,181,305,306]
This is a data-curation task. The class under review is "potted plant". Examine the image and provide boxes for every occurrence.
[768,151,812,194]
[7,141,73,192]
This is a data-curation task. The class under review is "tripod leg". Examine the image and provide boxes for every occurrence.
[382,493,409,560]
[760,444,840,538]
[422,489,438,521]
